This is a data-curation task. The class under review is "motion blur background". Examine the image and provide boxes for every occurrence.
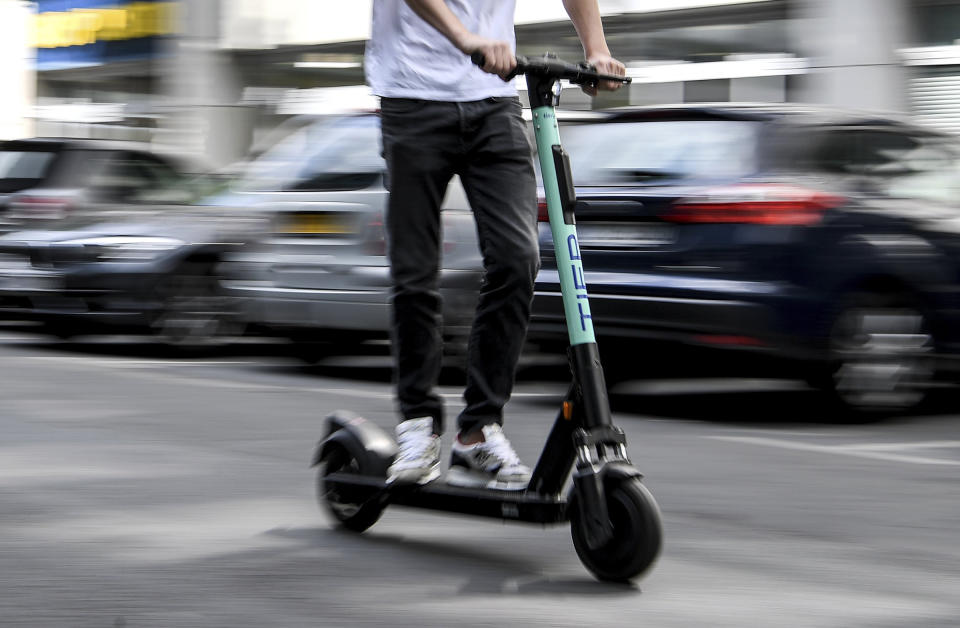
[4,0,960,166]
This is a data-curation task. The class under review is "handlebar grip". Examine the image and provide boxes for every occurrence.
[470,51,521,82]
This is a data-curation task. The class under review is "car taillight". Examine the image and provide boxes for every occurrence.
[667,185,843,226]
[537,197,549,222]
[364,216,387,256]
[11,196,71,219]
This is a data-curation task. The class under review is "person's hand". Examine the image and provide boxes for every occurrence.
[460,33,516,80]
[583,54,627,96]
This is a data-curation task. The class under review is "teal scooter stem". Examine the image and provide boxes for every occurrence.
[516,54,614,435]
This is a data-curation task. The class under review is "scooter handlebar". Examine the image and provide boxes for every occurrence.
[470,52,631,87]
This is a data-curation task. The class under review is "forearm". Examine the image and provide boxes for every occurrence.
[562,0,611,59]
[403,0,471,52]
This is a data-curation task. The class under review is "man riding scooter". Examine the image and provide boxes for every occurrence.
[367,0,626,488]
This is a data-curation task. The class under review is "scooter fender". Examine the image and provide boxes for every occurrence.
[567,461,645,499]
[600,461,644,485]
[311,410,397,477]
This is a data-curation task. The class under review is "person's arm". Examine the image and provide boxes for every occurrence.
[403,0,516,78]
[562,0,627,93]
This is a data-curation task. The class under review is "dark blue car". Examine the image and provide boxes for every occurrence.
[531,104,960,414]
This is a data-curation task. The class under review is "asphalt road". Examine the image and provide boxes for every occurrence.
[2,325,959,628]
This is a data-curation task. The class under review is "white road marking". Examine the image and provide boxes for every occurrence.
[19,353,563,400]
[719,427,853,437]
[116,368,396,399]
[23,356,256,367]
[439,391,563,400]
[842,440,960,451]
[612,378,806,395]
[708,435,960,466]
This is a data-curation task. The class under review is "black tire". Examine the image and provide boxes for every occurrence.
[810,291,935,415]
[569,478,663,582]
[151,263,243,349]
[41,320,78,340]
[289,332,371,365]
[317,443,385,533]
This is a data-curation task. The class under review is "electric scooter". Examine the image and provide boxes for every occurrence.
[312,54,662,583]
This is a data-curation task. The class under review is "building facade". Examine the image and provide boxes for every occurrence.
[21,0,960,166]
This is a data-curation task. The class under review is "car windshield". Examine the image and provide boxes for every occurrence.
[240,115,384,192]
[867,138,960,205]
[559,119,760,185]
[0,149,58,192]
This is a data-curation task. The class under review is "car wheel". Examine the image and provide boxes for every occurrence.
[41,320,78,340]
[151,263,243,349]
[813,292,935,415]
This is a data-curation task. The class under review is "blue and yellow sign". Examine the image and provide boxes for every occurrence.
[33,1,177,71]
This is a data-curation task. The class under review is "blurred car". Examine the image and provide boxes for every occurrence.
[216,113,483,359]
[0,210,255,345]
[0,138,214,232]
[530,103,960,414]
[0,140,247,346]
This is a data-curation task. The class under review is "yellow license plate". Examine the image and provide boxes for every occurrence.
[280,213,351,235]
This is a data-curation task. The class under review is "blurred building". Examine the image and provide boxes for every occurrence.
[21,0,960,166]
[31,0,174,142]
[0,0,34,140]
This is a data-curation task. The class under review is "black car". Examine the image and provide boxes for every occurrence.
[530,104,960,414]
[0,211,253,345]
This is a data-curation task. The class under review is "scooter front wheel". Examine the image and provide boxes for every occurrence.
[317,443,386,532]
[570,478,662,582]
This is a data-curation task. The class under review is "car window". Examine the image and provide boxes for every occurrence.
[241,115,384,192]
[883,139,960,204]
[0,149,58,192]
[557,120,760,185]
[0,150,55,179]
[814,128,960,203]
[88,152,192,204]
[814,129,923,176]
[811,130,861,174]
[129,154,195,203]
[55,149,112,187]
[88,153,154,202]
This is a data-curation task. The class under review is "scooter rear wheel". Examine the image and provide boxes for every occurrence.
[570,478,662,582]
[317,443,386,532]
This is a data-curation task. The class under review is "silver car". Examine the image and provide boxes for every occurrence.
[219,113,483,359]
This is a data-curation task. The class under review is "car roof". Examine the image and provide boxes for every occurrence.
[0,137,210,173]
[596,102,948,136]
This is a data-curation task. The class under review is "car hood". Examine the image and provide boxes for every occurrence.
[0,212,233,247]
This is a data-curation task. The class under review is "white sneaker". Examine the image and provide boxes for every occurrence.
[387,417,441,485]
[447,424,531,490]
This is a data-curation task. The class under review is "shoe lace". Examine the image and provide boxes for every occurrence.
[396,431,433,462]
[483,433,522,468]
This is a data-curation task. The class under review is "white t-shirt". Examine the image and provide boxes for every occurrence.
[365,0,518,102]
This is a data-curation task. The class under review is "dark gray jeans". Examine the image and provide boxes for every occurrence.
[380,96,539,436]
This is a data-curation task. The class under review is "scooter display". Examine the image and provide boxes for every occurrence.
[312,54,662,582]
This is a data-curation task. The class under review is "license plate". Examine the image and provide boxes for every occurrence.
[278,213,351,235]
[577,222,675,248]
[0,271,61,292]
[0,254,33,274]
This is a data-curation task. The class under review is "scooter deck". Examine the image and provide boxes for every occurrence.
[324,472,569,524]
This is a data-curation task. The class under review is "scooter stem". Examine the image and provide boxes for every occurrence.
[527,69,612,430]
